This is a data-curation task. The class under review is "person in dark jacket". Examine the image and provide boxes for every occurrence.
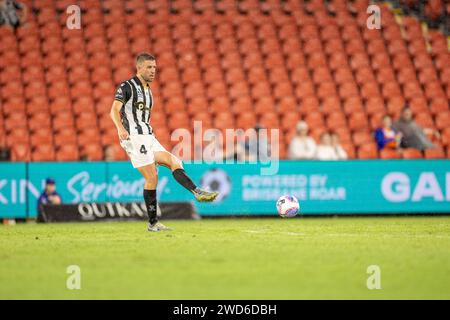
[393,107,439,151]
[37,178,62,215]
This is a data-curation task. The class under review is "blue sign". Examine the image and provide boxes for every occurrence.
[0,163,27,218]
[1,160,449,218]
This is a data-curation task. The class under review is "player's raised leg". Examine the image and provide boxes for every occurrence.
[154,151,219,202]
[137,163,171,232]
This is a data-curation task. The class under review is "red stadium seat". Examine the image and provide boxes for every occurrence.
[348,112,369,132]
[352,131,374,147]
[380,149,402,159]
[53,112,75,131]
[80,143,104,161]
[255,97,275,115]
[424,148,446,159]
[30,128,53,147]
[236,112,257,129]
[402,148,423,159]
[441,128,450,147]
[191,112,213,128]
[1,0,448,162]
[54,128,78,147]
[76,113,99,131]
[326,112,347,129]
[213,112,235,130]
[4,114,28,133]
[6,128,29,147]
[231,97,253,114]
[11,143,31,162]
[259,112,280,129]
[78,127,101,145]
[357,145,379,159]
[32,144,56,162]
[56,144,80,161]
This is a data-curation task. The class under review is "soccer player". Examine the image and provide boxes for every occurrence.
[110,53,218,232]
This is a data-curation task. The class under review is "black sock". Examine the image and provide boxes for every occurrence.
[172,168,197,192]
[143,189,158,224]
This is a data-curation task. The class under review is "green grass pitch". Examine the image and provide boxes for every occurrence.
[1,216,450,299]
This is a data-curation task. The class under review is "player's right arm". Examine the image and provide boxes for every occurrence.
[110,82,131,140]
[110,100,129,140]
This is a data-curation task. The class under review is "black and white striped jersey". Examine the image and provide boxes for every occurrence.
[114,76,153,135]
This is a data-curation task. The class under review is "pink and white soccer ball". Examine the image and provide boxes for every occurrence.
[276,195,300,218]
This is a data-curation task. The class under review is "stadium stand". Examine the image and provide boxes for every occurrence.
[0,0,449,161]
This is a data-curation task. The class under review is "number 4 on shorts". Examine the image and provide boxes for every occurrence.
[140,145,147,154]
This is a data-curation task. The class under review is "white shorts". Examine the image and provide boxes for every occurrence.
[120,134,167,168]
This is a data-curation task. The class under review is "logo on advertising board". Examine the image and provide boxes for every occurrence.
[241,174,346,202]
[200,168,231,202]
[381,172,450,203]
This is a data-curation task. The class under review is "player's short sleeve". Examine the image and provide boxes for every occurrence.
[14,1,24,9]
[114,82,131,104]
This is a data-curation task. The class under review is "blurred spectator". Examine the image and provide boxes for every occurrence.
[288,121,317,160]
[398,0,446,29]
[446,2,450,33]
[242,124,271,162]
[0,0,27,29]
[229,135,247,162]
[393,107,438,150]
[0,146,10,161]
[103,144,116,161]
[254,124,271,161]
[223,138,238,161]
[330,132,348,160]
[193,124,203,161]
[374,115,402,150]
[0,6,5,26]
[423,0,445,28]
[202,135,225,162]
[316,132,339,160]
[240,132,257,162]
[37,178,62,215]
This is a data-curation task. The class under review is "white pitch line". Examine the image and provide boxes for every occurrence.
[283,232,305,236]
[244,230,270,234]
[243,230,305,236]
[243,230,450,239]
[322,233,450,239]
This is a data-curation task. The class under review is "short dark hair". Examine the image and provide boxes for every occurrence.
[136,52,156,65]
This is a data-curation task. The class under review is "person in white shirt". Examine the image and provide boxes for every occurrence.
[288,121,317,160]
[316,132,339,160]
[330,132,348,160]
